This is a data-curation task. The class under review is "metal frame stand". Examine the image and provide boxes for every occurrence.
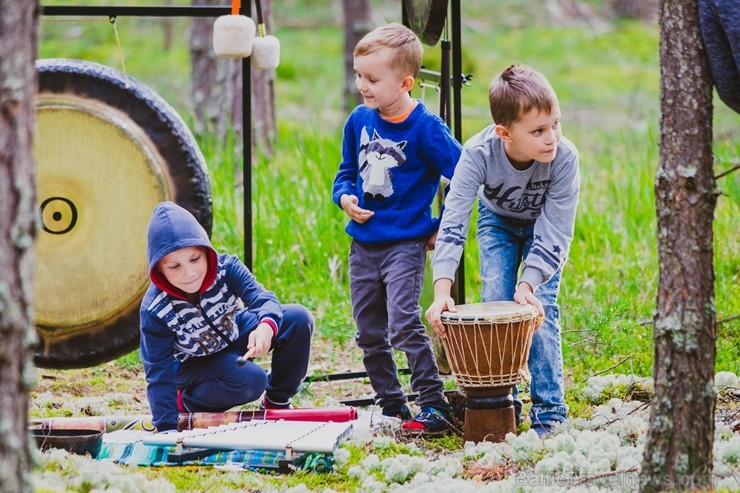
[41,4,255,268]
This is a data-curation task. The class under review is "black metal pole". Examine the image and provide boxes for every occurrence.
[450,0,465,305]
[241,4,253,270]
[42,5,233,17]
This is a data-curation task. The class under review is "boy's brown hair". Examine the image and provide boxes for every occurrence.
[354,23,423,78]
[489,64,559,127]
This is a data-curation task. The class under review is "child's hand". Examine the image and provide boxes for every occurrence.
[426,278,456,336]
[426,297,456,337]
[425,230,438,251]
[340,194,374,224]
[246,323,274,358]
[514,282,545,330]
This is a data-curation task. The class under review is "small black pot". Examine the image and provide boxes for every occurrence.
[31,428,103,458]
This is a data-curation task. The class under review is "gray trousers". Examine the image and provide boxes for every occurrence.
[349,239,446,411]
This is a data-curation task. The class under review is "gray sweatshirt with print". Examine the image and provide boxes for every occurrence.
[432,125,580,292]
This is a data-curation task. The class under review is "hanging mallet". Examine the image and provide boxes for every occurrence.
[213,0,256,58]
[251,0,280,70]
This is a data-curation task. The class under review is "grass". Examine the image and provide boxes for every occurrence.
[36,0,739,391]
[31,1,740,490]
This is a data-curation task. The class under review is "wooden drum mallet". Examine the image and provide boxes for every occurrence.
[440,301,539,443]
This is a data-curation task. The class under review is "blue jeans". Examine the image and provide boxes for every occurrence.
[349,239,447,411]
[176,304,314,411]
[477,203,568,425]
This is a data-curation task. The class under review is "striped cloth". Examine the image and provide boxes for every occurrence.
[97,442,333,473]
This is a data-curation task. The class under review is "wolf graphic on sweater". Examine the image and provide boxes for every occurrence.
[358,127,407,201]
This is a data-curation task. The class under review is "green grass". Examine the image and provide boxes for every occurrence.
[37,1,739,395]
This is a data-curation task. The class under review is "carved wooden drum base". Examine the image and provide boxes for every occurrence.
[463,387,516,443]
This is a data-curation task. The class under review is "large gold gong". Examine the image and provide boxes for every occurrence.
[35,59,212,368]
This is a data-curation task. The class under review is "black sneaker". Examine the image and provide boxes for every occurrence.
[401,406,451,435]
[382,404,413,421]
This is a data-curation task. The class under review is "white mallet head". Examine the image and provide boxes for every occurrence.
[251,34,280,70]
[213,14,256,58]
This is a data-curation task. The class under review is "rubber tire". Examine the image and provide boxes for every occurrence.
[34,58,212,368]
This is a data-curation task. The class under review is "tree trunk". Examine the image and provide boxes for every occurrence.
[190,0,275,157]
[341,0,371,112]
[640,0,717,491]
[0,1,39,492]
[190,0,241,141]
[610,0,657,20]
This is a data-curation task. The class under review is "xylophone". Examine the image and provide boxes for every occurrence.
[143,419,353,461]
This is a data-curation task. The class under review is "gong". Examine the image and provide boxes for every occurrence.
[34,58,212,369]
[403,0,448,46]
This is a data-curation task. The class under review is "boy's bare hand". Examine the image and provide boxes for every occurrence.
[426,296,456,337]
[340,194,374,224]
[246,323,274,358]
[425,230,438,251]
[514,282,545,330]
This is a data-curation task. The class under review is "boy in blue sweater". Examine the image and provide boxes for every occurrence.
[332,23,462,434]
[140,201,313,432]
[427,65,580,437]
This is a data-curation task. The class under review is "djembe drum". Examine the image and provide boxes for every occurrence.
[440,301,539,443]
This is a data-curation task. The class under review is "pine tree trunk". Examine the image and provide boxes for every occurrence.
[0,1,39,491]
[640,0,718,491]
[342,0,371,112]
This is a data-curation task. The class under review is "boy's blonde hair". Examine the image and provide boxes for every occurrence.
[489,64,559,127]
[354,23,423,78]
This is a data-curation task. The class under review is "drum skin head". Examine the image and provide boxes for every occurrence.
[403,0,448,46]
[441,301,538,322]
[34,58,212,368]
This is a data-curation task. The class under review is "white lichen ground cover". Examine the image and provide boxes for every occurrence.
[29,372,740,492]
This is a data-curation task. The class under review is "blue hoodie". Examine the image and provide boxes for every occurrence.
[140,201,281,431]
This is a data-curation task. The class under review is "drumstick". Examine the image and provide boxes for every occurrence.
[236,346,256,366]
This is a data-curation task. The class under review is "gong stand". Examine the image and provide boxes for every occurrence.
[39,3,470,373]
[41,4,255,272]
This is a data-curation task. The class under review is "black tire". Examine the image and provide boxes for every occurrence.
[34,58,212,368]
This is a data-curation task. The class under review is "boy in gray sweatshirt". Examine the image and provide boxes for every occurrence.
[426,64,580,437]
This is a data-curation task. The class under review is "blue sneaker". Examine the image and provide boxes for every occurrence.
[382,404,413,421]
[402,406,451,435]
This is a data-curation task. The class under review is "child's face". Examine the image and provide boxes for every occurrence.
[354,48,412,115]
[499,105,562,167]
[157,246,208,294]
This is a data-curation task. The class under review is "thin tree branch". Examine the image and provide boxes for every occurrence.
[569,466,640,487]
[581,355,634,383]
[715,162,740,180]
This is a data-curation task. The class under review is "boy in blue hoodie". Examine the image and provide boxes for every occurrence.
[140,201,313,432]
[332,23,462,434]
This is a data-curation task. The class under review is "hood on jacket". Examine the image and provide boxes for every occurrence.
[146,201,218,300]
